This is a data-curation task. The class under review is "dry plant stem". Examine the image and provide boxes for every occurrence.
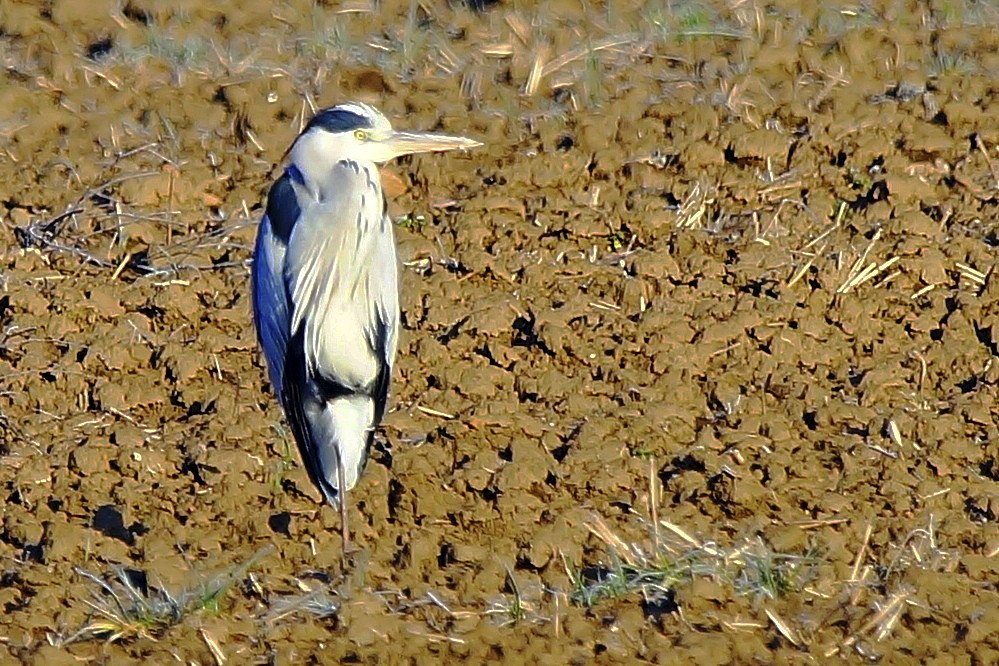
[850,523,873,582]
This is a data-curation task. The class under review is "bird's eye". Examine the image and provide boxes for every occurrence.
[353,129,369,141]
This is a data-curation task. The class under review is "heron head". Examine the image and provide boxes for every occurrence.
[296,102,481,166]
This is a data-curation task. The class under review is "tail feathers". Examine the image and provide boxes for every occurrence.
[310,395,376,501]
[281,330,377,507]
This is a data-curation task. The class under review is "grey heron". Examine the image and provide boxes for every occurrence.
[251,102,480,550]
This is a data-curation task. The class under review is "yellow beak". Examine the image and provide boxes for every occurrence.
[377,131,482,162]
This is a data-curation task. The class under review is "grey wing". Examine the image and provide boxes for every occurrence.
[251,172,301,397]
[369,211,398,421]
[252,219,290,395]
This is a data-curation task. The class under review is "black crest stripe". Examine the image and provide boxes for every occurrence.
[306,107,373,133]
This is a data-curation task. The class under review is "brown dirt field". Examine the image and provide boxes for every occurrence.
[1,0,998,663]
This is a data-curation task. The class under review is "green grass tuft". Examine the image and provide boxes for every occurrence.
[62,545,274,644]
[572,514,821,609]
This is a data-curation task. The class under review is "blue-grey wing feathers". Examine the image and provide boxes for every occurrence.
[251,172,297,395]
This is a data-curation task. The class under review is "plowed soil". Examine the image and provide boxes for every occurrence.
[1,1,998,663]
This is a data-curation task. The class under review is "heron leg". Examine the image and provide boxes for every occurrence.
[335,451,352,569]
